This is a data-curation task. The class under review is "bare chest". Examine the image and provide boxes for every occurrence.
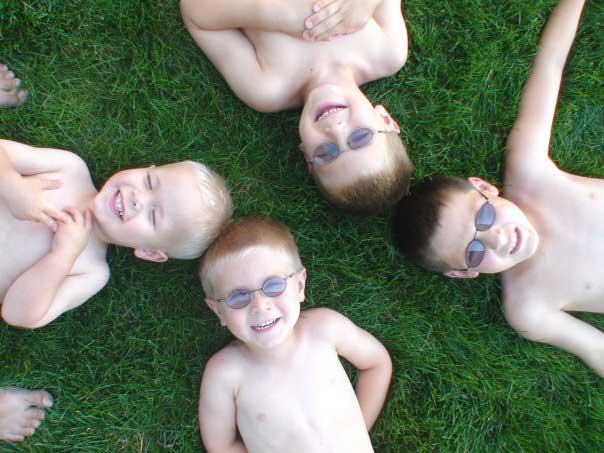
[245,22,393,96]
[235,347,372,453]
[506,178,604,312]
[0,179,101,300]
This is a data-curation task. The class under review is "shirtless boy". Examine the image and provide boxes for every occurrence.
[394,0,604,375]
[0,137,232,329]
[199,217,392,452]
[180,0,412,214]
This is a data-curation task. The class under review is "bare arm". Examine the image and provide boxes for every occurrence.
[199,352,248,453]
[303,0,405,45]
[0,140,72,227]
[506,0,586,164]
[1,209,108,329]
[320,308,392,430]
[506,305,604,377]
[180,0,314,35]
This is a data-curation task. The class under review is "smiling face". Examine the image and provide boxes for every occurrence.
[299,84,400,190]
[93,162,204,261]
[205,246,306,350]
[430,178,540,277]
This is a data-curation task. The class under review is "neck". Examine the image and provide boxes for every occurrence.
[303,65,360,102]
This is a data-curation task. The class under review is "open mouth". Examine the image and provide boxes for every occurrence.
[510,227,522,255]
[111,190,125,221]
[315,104,347,122]
[251,317,280,332]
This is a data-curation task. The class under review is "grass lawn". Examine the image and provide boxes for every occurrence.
[1,0,604,451]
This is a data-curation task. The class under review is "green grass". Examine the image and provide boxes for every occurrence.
[1,0,604,451]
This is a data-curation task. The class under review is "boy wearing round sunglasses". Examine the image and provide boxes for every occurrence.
[198,217,392,452]
[180,0,412,215]
[395,0,604,377]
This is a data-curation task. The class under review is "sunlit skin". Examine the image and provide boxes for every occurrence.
[0,64,51,445]
[181,0,407,185]
[299,77,401,188]
[431,178,539,277]
[0,64,26,107]
[0,138,205,329]
[200,246,392,453]
[433,0,604,377]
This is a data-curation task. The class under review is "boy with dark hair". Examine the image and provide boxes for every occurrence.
[180,0,412,215]
[394,0,604,376]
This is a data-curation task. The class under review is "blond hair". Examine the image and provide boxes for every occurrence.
[164,161,233,259]
[314,134,412,215]
[199,216,302,298]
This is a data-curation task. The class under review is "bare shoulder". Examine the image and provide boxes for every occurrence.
[203,341,246,384]
[298,307,353,341]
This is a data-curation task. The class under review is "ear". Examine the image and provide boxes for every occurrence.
[299,143,313,174]
[295,268,307,304]
[205,298,227,326]
[467,177,499,197]
[443,269,480,279]
[134,248,168,263]
[374,105,400,133]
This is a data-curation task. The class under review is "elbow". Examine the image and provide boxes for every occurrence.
[180,0,213,31]
[1,303,46,329]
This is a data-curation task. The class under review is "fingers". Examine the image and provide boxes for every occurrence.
[305,1,341,30]
[37,212,59,232]
[312,0,338,13]
[305,14,345,41]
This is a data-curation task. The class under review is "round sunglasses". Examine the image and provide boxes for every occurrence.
[215,270,301,309]
[457,191,496,271]
[308,128,393,165]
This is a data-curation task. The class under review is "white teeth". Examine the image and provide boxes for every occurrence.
[253,318,278,330]
[317,106,346,121]
[115,192,124,220]
[510,230,518,254]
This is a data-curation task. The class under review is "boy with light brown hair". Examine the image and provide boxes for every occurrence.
[180,0,412,215]
[394,0,604,376]
[198,216,392,452]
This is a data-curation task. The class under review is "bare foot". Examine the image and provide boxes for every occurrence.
[0,387,53,442]
[0,64,27,107]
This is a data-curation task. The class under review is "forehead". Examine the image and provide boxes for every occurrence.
[155,163,201,227]
[211,246,297,293]
[430,189,483,267]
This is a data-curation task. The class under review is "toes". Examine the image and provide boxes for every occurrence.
[25,390,53,409]
[26,408,46,421]
[0,70,15,80]
[0,78,20,90]
[0,433,25,442]
[0,90,25,108]
[26,418,42,429]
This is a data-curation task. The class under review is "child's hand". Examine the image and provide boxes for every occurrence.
[303,0,380,42]
[2,173,68,231]
[51,208,92,258]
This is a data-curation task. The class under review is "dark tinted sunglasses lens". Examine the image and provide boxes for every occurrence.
[348,128,373,149]
[262,277,287,297]
[226,290,251,309]
[476,202,495,231]
[466,240,486,268]
[314,143,339,164]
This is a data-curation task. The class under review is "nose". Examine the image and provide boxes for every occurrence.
[323,120,345,135]
[249,291,273,314]
[129,188,148,214]
[480,226,506,252]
